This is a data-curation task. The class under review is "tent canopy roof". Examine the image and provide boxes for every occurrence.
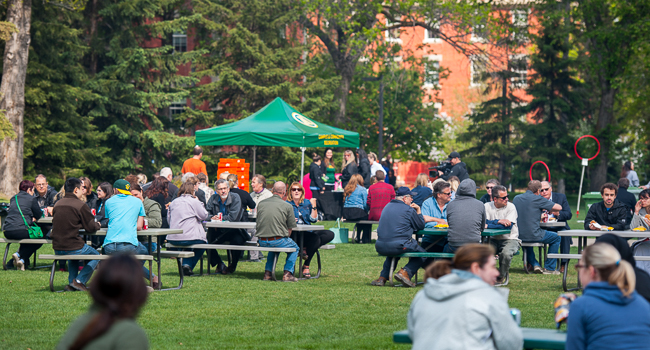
[195,97,360,148]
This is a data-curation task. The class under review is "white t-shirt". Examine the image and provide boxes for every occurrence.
[484,202,519,241]
[370,162,384,177]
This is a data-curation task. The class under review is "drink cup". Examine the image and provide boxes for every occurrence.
[217,212,223,222]
[143,218,149,230]
[91,208,96,216]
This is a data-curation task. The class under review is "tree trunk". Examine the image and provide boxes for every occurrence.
[0,0,31,197]
[589,82,616,191]
[335,64,354,124]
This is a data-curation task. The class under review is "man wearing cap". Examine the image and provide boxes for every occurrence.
[103,179,160,288]
[371,186,430,287]
[438,151,469,182]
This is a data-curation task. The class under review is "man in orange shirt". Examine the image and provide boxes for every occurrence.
[182,146,208,183]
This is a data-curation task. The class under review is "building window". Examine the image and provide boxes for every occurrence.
[512,10,528,27]
[470,57,486,87]
[173,32,187,53]
[170,99,186,117]
[509,54,528,88]
[424,60,440,87]
[385,18,401,42]
[424,21,441,43]
[471,13,488,42]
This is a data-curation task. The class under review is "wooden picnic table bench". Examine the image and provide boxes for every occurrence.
[1,238,51,270]
[343,220,379,243]
[39,254,154,292]
[393,327,567,349]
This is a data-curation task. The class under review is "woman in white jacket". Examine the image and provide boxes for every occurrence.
[407,244,523,350]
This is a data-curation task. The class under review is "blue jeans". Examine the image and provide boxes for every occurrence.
[258,237,299,273]
[55,245,99,285]
[443,244,460,254]
[375,239,426,279]
[523,230,561,271]
[168,240,205,270]
[140,242,157,254]
[103,242,155,280]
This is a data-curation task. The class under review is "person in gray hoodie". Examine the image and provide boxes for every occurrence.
[444,179,486,253]
[408,244,523,350]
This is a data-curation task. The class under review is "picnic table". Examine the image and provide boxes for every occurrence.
[205,221,325,279]
[83,228,182,290]
[36,216,53,224]
[540,221,566,228]
[415,228,510,248]
[392,327,566,349]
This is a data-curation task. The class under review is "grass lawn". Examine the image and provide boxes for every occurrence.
[0,222,579,350]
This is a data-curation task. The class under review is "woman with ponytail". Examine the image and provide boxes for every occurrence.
[407,244,522,350]
[56,255,149,350]
[566,243,650,350]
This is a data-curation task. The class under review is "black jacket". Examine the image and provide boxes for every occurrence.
[230,187,255,211]
[309,162,325,190]
[33,185,57,209]
[441,162,469,182]
[358,157,371,188]
[341,162,358,188]
[95,198,110,228]
[584,200,628,231]
[85,191,98,211]
[4,191,43,232]
[616,187,636,227]
[479,193,491,204]
[547,192,572,231]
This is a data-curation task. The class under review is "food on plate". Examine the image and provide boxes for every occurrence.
[633,227,647,232]
[435,224,449,228]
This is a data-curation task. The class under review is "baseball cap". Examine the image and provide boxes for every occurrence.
[447,151,461,160]
[396,186,416,197]
[114,179,132,195]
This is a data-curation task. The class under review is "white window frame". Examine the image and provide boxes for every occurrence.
[509,54,528,89]
[423,21,442,44]
[173,32,187,53]
[385,18,402,43]
[470,13,488,43]
[470,56,486,87]
[512,10,529,28]
[423,55,442,88]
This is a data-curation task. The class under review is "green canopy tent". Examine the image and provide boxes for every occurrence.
[195,97,360,180]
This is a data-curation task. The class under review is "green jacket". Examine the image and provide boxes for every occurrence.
[143,197,162,228]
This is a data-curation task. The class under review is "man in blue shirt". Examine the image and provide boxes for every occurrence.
[420,181,452,256]
[103,179,159,288]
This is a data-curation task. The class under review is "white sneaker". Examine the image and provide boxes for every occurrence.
[533,266,544,274]
[543,269,561,275]
[12,253,24,271]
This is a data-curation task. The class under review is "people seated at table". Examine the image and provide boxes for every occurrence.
[367,170,395,221]
[540,181,573,272]
[447,176,460,201]
[411,173,432,207]
[343,174,370,242]
[484,185,519,285]
[249,174,273,261]
[321,148,336,190]
[4,180,44,270]
[584,182,628,231]
[596,234,650,302]
[159,166,179,198]
[227,173,255,220]
[445,179,485,253]
[178,172,206,205]
[255,181,300,282]
[167,182,210,276]
[631,189,650,230]
[407,244,523,350]
[196,172,214,199]
[513,180,562,274]
[104,179,159,288]
[131,183,162,253]
[182,145,208,182]
[33,174,56,249]
[79,177,98,210]
[421,181,451,255]
[286,182,334,278]
[368,152,383,177]
[340,149,358,188]
[144,176,172,228]
[357,149,371,188]
[566,243,650,350]
[371,187,427,287]
[51,177,101,292]
[616,178,636,228]
[479,178,499,204]
[622,160,640,187]
[205,179,247,275]
[309,153,326,199]
[56,255,149,350]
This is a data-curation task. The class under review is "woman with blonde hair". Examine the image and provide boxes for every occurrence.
[343,174,369,241]
[340,149,358,188]
[226,173,255,220]
[408,244,523,350]
[448,176,460,200]
[567,243,650,349]
[411,173,432,206]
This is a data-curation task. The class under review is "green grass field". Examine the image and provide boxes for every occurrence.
[0,221,579,350]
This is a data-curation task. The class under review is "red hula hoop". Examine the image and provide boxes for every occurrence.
[529,161,551,182]
[574,135,600,160]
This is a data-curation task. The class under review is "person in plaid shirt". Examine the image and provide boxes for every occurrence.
[368,170,396,221]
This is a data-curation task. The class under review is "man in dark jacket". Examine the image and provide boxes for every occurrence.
[33,174,57,213]
[51,177,101,292]
[540,181,573,270]
[371,187,427,287]
[445,179,486,253]
[439,151,469,182]
[585,183,628,231]
[309,154,326,197]
[206,179,247,274]
[357,149,371,188]
[616,178,636,229]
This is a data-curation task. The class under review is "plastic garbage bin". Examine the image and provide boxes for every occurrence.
[329,219,349,244]
[628,187,642,200]
[582,192,602,214]
[0,202,9,232]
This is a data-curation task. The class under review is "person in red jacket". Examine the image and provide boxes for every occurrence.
[367,170,396,221]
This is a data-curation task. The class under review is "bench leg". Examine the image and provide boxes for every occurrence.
[160,257,184,291]
[389,257,397,286]
[523,249,531,274]
[312,250,322,279]
[199,254,204,276]
[537,246,542,269]
[271,253,279,281]
[3,243,11,270]
[49,261,56,292]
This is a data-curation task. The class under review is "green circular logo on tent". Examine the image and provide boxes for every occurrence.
[292,112,318,128]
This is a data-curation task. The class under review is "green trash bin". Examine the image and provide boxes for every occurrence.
[329,219,349,244]
[582,192,602,214]
[628,187,642,200]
